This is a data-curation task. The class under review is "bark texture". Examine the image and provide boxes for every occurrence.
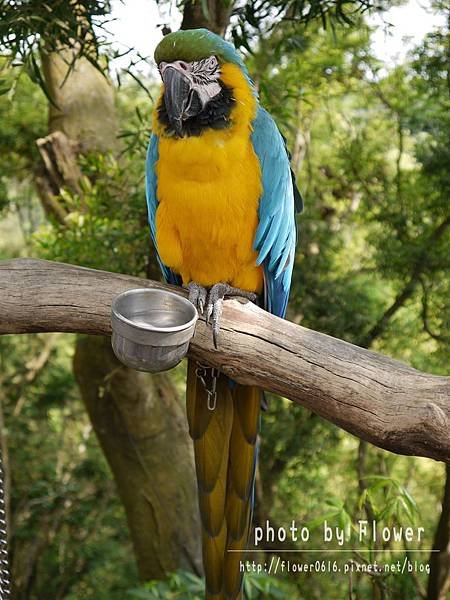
[180,0,232,35]
[41,49,117,153]
[1,258,449,463]
[427,465,450,600]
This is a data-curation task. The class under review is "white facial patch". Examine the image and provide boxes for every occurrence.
[190,56,222,108]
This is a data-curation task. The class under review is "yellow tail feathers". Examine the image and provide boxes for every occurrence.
[186,359,260,599]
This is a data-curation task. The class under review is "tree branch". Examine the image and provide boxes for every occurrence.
[360,214,450,348]
[1,258,449,463]
[419,277,449,345]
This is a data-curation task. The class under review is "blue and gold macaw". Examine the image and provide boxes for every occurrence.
[146,28,302,600]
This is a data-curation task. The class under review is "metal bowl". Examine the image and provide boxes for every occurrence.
[111,288,198,373]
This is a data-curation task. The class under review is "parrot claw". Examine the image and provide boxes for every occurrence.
[205,301,213,326]
[186,282,257,347]
[205,283,258,349]
[185,282,208,315]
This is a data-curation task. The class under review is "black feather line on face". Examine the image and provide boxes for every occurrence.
[158,83,235,138]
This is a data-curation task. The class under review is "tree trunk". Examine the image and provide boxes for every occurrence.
[73,336,201,580]
[427,465,450,600]
[41,49,117,153]
[180,0,233,35]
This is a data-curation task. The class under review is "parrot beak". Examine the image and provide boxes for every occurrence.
[160,62,201,137]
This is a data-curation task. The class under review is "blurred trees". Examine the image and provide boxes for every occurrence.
[0,332,136,599]
[0,1,448,599]
[250,15,449,600]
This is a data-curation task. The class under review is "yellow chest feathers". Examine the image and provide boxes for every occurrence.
[153,64,264,292]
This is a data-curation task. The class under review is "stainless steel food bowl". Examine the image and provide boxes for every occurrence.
[111,288,198,373]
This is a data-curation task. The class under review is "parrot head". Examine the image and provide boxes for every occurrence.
[154,28,252,138]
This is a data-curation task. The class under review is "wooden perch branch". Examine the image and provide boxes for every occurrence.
[1,258,449,462]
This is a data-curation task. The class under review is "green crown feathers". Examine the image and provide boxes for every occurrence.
[154,28,247,72]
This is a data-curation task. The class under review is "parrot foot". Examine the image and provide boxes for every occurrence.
[185,282,208,314]
[205,283,258,349]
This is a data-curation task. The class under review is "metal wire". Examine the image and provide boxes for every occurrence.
[195,362,219,411]
[0,445,11,599]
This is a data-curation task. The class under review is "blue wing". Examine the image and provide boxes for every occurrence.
[251,108,302,318]
[145,134,181,286]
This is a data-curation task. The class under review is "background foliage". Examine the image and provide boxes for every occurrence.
[0,0,448,598]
